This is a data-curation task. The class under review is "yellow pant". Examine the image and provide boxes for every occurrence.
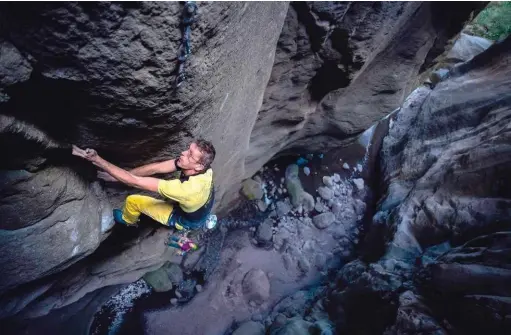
[122,194,174,226]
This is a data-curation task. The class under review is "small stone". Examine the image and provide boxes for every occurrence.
[278,188,283,194]
[322,176,334,187]
[170,298,178,305]
[249,227,256,232]
[280,177,285,183]
[274,167,280,172]
[175,290,182,299]
[276,201,291,217]
[333,173,341,183]
[314,201,327,213]
[357,164,363,172]
[249,300,257,307]
[303,167,310,176]
[318,186,333,200]
[255,219,273,245]
[343,163,350,170]
[256,200,268,212]
[352,178,365,191]
[195,284,203,292]
[312,212,335,229]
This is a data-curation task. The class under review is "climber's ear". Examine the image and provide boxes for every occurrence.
[194,163,205,172]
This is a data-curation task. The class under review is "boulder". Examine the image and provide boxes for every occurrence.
[312,212,335,229]
[255,219,273,246]
[352,178,364,191]
[446,33,493,63]
[242,269,271,305]
[143,267,173,293]
[242,179,264,200]
[317,187,334,201]
[285,164,315,212]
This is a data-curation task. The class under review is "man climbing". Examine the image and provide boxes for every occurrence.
[72,139,216,231]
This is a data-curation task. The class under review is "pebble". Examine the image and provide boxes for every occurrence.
[175,290,183,299]
[352,178,365,191]
[343,163,350,170]
[322,176,334,187]
[304,167,311,176]
[196,284,203,292]
[170,298,178,305]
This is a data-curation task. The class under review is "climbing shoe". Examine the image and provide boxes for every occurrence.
[113,209,137,227]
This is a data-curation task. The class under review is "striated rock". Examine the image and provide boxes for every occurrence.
[446,33,493,63]
[417,232,511,334]
[329,37,511,335]
[242,269,271,305]
[384,291,448,334]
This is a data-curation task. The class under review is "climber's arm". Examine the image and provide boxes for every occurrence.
[129,159,179,176]
[72,146,160,192]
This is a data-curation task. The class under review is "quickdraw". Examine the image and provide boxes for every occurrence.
[174,1,198,89]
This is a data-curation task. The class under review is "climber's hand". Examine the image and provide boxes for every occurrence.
[97,171,117,182]
[84,148,98,161]
[72,145,98,162]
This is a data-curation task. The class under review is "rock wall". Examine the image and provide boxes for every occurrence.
[0,0,488,329]
[0,1,288,322]
[245,1,486,176]
[327,36,511,334]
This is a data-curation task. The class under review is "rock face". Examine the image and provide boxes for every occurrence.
[0,1,289,215]
[244,1,486,173]
[0,0,488,329]
[0,1,288,322]
[325,36,511,334]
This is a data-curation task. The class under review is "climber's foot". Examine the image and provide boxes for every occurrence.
[113,209,138,227]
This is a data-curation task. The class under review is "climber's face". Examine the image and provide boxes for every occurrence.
[178,142,205,173]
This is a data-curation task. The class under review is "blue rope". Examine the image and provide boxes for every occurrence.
[175,1,198,89]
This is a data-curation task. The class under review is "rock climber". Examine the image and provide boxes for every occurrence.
[72,139,217,231]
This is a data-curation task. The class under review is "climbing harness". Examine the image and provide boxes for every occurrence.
[174,1,198,89]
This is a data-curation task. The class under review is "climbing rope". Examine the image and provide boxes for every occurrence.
[174,1,198,89]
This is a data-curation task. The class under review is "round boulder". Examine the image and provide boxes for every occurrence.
[312,212,335,229]
[242,268,270,305]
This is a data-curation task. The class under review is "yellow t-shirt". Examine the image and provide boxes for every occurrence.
[157,169,213,213]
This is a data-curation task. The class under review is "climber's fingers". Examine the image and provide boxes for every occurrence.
[72,145,88,158]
